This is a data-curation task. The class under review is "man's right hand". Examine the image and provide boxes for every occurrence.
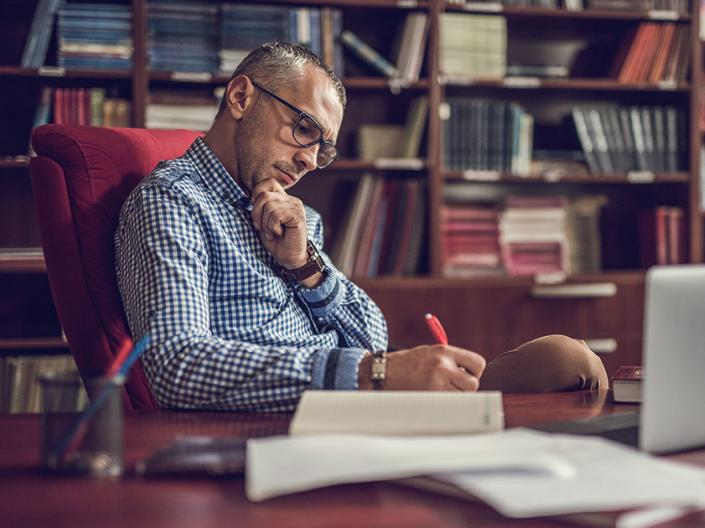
[357,345,486,391]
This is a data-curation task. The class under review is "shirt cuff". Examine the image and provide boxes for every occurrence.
[294,267,344,318]
[311,347,367,390]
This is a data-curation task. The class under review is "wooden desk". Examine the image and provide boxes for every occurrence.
[1,391,704,528]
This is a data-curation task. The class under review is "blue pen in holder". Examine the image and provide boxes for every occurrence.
[39,371,124,476]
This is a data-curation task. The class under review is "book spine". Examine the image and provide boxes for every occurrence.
[340,30,398,78]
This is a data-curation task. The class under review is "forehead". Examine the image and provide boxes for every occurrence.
[284,67,343,141]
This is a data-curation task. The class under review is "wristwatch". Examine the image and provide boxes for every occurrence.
[277,240,326,284]
[370,350,387,390]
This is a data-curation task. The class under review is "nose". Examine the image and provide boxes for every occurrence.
[294,143,319,173]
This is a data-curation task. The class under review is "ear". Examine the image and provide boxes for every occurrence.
[225,75,256,120]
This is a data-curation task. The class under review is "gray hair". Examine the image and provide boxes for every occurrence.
[216,42,346,117]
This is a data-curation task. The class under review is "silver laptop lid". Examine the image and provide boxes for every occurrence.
[640,265,705,453]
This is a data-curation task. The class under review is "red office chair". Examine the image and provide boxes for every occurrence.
[30,124,202,410]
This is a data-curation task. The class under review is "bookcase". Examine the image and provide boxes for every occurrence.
[0,0,703,405]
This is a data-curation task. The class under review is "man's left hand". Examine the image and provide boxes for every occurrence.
[250,178,309,269]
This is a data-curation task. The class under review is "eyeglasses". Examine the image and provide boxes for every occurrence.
[251,80,338,169]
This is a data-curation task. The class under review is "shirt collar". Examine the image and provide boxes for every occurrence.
[185,137,252,210]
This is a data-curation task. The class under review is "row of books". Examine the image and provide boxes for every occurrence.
[442,98,533,174]
[147,90,219,131]
[441,196,605,278]
[452,0,689,10]
[147,1,344,75]
[357,98,428,160]
[32,87,131,129]
[57,3,133,71]
[0,354,87,414]
[572,105,686,175]
[439,15,507,80]
[332,175,425,278]
[339,14,427,84]
[20,0,63,68]
[613,23,690,85]
[639,206,686,266]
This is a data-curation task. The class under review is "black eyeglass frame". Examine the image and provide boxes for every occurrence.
[250,80,338,169]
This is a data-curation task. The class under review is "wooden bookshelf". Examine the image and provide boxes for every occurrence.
[443,170,691,184]
[449,5,691,22]
[0,253,45,273]
[0,65,133,80]
[0,337,68,351]
[0,0,702,373]
[0,158,30,169]
[440,77,691,92]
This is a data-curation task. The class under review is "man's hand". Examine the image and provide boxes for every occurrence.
[250,179,308,269]
[358,345,486,391]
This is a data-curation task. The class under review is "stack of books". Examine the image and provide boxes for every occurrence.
[500,196,569,276]
[443,98,533,174]
[357,97,428,160]
[147,90,219,131]
[613,23,690,86]
[56,3,133,70]
[332,175,424,278]
[441,205,502,278]
[148,1,219,73]
[572,105,686,175]
[439,14,506,80]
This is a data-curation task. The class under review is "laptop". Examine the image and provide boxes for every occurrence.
[533,265,705,454]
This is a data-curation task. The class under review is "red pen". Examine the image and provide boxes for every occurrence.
[424,313,448,345]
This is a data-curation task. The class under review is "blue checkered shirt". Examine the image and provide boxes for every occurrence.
[115,137,388,411]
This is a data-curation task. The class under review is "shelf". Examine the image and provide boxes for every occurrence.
[333,158,426,171]
[150,71,430,90]
[443,170,690,184]
[447,5,690,21]
[356,270,646,289]
[0,65,132,80]
[0,157,30,169]
[241,0,429,7]
[0,337,68,351]
[440,76,690,92]
[0,253,46,273]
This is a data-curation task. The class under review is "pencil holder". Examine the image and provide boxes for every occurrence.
[39,371,124,476]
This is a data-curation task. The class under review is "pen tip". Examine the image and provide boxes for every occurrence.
[424,313,432,319]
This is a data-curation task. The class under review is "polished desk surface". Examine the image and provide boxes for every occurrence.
[2,391,705,528]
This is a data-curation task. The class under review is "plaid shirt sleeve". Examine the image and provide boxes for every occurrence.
[116,178,387,412]
[294,207,388,352]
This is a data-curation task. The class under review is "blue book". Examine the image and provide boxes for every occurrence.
[22,0,64,68]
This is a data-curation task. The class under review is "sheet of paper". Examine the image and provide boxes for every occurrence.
[288,390,504,436]
[246,432,575,502]
[433,429,705,518]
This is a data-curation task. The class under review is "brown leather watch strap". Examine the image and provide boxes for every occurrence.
[278,241,325,284]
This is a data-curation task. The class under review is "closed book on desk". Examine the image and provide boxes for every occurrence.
[612,365,643,403]
[289,391,504,436]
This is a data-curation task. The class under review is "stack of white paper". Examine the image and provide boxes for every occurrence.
[246,433,574,502]
[289,391,504,436]
[246,428,705,517]
[430,429,705,518]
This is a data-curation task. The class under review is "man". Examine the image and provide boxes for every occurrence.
[116,42,607,411]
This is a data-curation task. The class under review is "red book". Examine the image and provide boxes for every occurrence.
[612,365,643,403]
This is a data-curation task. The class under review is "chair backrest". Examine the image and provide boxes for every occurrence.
[30,124,202,410]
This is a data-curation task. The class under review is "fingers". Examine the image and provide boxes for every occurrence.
[262,202,300,240]
[447,346,486,378]
[448,367,480,392]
